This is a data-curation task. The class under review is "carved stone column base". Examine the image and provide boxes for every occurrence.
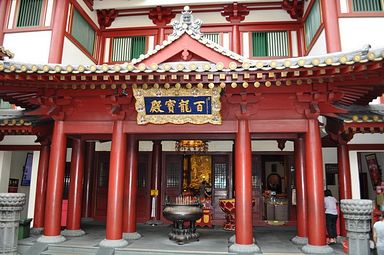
[228,243,261,254]
[99,239,129,248]
[228,235,255,244]
[123,232,142,240]
[61,229,86,237]
[37,235,66,244]
[301,244,333,254]
[291,236,308,245]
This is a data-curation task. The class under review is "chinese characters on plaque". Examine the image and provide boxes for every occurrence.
[134,87,221,125]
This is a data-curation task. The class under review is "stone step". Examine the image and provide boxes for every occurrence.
[41,245,98,255]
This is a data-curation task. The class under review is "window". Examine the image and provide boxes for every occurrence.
[71,9,96,55]
[304,0,321,47]
[16,0,44,27]
[213,163,227,189]
[111,36,146,62]
[352,0,383,12]
[166,162,180,188]
[252,31,289,57]
[204,33,220,44]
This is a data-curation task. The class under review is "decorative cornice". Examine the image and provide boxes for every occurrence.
[0,46,14,60]
[148,6,175,27]
[97,9,118,30]
[282,0,304,20]
[170,6,203,37]
[221,3,249,23]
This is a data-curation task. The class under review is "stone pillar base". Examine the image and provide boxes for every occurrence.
[123,232,142,240]
[81,217,94,223]
[291,236,308,245]
[61,229,86,237]
[37,235,66,244]
[30,227,44,235]
[228,243,261,254]
[228,235,255,244]
[145,220,163,226]
[99,239,129,248]
[301,244,333,254]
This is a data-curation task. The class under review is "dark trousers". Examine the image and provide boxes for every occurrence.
[326,213,338,238]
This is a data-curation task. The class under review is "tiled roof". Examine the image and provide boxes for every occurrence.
[0,46,382,75]
[334,105,384,123]
[0,6,383,75]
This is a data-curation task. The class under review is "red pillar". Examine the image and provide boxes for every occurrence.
[48,0,69,63]
[38,121,66,243]
[321,0,341,53]
[292,136,308,244]
[157,27,165,45]
[0,0,7,45]
[338,142,352,237]
[82,142,95,220]
[31,140,50,233]
[302,119,332,253]
[147,141,162,224]
[229,117,259,253]
[63,138,85,236]
[232,24,241,54]
[123,135,141,239]
[100,121,128,248]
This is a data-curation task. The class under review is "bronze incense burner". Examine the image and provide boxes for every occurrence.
[163,196,203,245]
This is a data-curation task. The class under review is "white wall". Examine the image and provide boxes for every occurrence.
[349,134,384,144]
[339,18,384,51]
[96,140,295,152]
[9,151,32,219]
[27,151,40,224]
[0,151,12,193]
[3,31,52,63]
[0,135,39,145]
[322,148,339,199]
[307,29,327,56]
[62,37,96,65]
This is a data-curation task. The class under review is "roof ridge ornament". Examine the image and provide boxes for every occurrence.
[170,6,203,37]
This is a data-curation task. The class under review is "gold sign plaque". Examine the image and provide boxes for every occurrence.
[133,87,222,125]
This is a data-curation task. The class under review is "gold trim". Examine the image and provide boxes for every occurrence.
[133,87,222,125]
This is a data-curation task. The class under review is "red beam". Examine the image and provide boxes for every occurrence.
[348,144,384,151]
[123,120,237,134]
[249,119,307,133]
[0,145,41,151]
[63,121,113,134]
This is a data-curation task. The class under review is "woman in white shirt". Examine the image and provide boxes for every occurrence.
[324,189,338,244]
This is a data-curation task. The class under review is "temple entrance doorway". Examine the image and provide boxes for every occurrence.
[162,153,231,225]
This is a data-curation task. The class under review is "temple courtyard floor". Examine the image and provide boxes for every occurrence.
[19,222,350,255]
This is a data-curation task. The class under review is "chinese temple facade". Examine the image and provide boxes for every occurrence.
[0,0,384,254]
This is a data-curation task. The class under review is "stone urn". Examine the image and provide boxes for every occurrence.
[340,199,373,255]
[0,193,26,255]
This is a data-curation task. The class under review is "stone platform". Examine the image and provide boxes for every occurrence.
[19,222,348,255]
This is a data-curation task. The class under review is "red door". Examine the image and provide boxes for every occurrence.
[136,152,151,223]
[92,152,109,221]
[211,154,230,225]
[161,154,183,222]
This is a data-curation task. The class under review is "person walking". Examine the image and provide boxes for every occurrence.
[373,214,384,255]
[324,189,338,244]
